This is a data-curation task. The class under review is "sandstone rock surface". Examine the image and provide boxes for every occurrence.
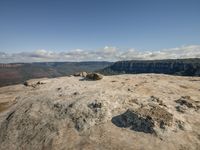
[0,74,200,150]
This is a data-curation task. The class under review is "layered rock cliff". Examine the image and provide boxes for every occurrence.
[100,58,200,76]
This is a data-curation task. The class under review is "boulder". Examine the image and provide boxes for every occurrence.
[86,73,103,80]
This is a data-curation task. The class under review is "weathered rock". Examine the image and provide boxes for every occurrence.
[73,72,87,77]
[112,104,173,134]
[175,96,199,111]
[81,72,87,77]
[149,96,166,107]
[137,105,173,127]
[88,100,102,113]
[69,100,106,131]
[112,109,155,134]
[176,105,188,113]
[24,79,49,87]
[0,98,109,149]
[175,120,186,130]
[0,74,200,150]
[86,73,103,80]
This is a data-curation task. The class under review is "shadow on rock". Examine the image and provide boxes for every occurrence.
[111,109,155,134]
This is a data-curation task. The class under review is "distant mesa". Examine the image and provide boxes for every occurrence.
[100,58,200,76]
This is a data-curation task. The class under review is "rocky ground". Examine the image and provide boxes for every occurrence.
[0,74,200,150]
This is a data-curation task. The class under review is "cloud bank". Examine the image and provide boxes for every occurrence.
[1,45,200,63]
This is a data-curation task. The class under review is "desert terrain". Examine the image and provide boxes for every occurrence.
[0,74,200,150]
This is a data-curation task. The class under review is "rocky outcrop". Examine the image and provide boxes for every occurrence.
[24,78,50,87]
[0,74,200,150]
[112,105,173,134]
[112,109,155,134]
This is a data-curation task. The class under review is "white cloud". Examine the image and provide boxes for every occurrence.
[0,45,200,63]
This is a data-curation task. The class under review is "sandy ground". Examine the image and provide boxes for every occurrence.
[0,74,200,150]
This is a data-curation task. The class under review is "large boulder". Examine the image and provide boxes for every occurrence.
[86,73,103,80]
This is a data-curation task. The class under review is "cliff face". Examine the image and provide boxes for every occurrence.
[101,59,200,76]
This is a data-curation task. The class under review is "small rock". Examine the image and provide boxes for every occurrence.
[73,92,79,95]
[57,87,62,91]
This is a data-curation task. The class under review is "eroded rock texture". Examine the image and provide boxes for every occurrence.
[0,74,200,150]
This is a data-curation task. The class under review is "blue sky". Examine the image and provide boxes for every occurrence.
[0,0,200,62]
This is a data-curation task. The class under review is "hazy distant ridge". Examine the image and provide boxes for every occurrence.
[0,61,112,87]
